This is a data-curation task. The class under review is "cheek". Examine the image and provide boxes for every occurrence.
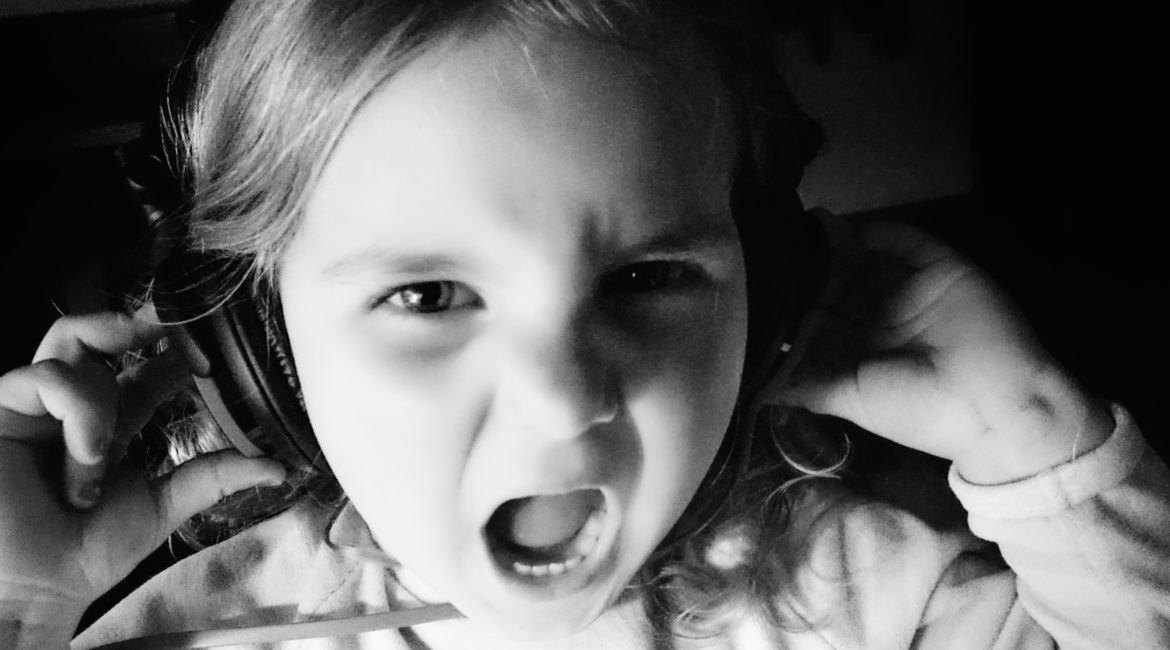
[622,277,749,534]
[634,323,744,447]
[631,277,749,429]
[283,312,480,552]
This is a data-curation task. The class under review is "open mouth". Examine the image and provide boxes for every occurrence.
[484,488,607,578]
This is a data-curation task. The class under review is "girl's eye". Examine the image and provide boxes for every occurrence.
[380,281,479,314]
[601,261,693,294]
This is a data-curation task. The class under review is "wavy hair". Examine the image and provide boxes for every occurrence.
[133,0,851,640]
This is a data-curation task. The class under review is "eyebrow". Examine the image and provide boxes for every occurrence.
[322,249,462,281]
[319,217,741,281]
[619,222,741,261]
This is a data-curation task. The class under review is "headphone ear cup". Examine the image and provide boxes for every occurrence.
[153,250,324,473]
[735,184,830,403]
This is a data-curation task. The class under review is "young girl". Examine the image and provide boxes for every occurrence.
[3,0,1168,648]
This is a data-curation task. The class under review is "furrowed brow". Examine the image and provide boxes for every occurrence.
[622,220,741,260]
[322,248,461,281]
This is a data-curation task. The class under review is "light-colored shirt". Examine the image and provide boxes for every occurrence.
[74,404,1170,649]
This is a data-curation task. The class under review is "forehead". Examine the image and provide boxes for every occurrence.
[297,24,737,263]
[429,22,730,141]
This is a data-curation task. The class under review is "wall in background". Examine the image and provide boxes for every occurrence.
[1,1,1162,446]
[770,0,1163,449]
[780,0,972,214]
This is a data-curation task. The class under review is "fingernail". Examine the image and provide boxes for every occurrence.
[95,435,112,460]
[77,481,102,506]
[133,302,159,321]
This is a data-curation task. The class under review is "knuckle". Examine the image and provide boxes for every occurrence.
[111,311,146,339]
[110,310,134,327]
[149,479,175,537]
[45,314,80,337]
[35,315,84,362]
[211,459,232,502]
[30,357,74,383]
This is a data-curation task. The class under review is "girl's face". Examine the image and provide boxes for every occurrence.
[279,26,747,640]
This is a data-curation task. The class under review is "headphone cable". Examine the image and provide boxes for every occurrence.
[90,602,462,649]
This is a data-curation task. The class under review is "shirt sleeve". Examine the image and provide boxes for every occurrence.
[947,403,1170,649]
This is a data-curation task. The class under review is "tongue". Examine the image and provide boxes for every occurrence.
[503,490,601,549]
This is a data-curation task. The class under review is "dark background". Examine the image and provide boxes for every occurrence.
[3,0,1159,446]
[0,0,1163,631]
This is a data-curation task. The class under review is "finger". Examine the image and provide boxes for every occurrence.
[33,312,165,366]
[0,360,118,508]
[0,364,66,442]
[811,222,922,332]
[50,362,120,510]
[0,360,117,456]
[858,221,961,271]
[774,371,861,422]
[775,352,954,455]
[111,349,191,460]
[864,260,976,351]
[150,451,286,538]
[78,453,285,592]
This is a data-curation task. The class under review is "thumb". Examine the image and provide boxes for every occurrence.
[776,351,922,431]
[766,305,868,422]
[775,353,958,458]
[153,450,288,535]
[81,451,287,594]
[774,371,865,424]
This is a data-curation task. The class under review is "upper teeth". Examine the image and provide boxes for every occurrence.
[510,507,605,577]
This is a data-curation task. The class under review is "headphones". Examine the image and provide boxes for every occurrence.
[145,190,826,478]
[150,247,324,473]
[134,2,830,478]
[118,124,830,650]
[136,125,829,478]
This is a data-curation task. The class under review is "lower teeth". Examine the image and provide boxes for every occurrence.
[506,508,605,577]
[512,547,588,576]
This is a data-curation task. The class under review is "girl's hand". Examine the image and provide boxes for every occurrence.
[776,219,1114,484]
[0,311,285,648]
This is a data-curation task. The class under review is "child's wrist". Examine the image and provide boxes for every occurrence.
[951,366,1115,485]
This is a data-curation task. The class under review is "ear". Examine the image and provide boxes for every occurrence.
[734,180,830,407]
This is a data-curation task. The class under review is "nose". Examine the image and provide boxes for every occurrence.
[500,309,618,441]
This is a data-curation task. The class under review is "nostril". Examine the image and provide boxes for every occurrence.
[502,327,618,438]
[592,371,620,425]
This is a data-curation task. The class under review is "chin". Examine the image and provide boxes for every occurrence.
[460,586,621,644]
[450,517,639,644]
